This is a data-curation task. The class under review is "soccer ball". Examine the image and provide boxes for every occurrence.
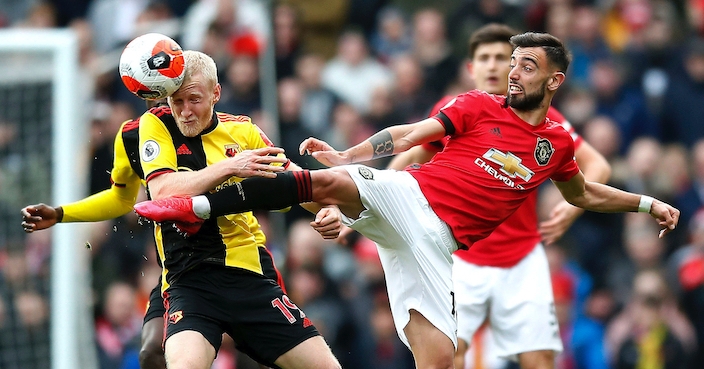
[119,33,185,100]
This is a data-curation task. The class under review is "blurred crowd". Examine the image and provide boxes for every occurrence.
[1,0,704,368]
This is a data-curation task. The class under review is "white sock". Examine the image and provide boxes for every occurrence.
[191,195,211,220]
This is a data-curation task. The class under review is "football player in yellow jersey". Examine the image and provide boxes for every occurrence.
[137,50,342,369]
[21,105,342,368]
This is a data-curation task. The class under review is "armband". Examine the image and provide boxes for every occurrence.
[638,195,654,213]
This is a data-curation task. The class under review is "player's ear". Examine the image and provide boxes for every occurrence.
[213,83,221,104]
[547,72,565,91]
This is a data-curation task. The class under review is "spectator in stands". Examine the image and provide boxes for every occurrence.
[411,8,460,103]
[295,53,340,137]
[217,55,261,117]
[370,6,412,64]
[668,208,704,369]
[388,54,435,123]
[661,37,704,148]
[281,0,349,59]
[321,29,393,114]
[95,281,142,369]
[606,269,696,369]
[274,3,303,80]
[590,58,660,152]
[675,139,704,230]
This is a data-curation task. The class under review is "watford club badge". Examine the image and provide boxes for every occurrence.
[225,143,240,157]
[534,138,554,166]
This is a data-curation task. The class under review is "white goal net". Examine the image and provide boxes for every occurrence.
[0,29,96,369]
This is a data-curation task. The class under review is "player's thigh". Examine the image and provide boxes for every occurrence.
[518,349,555,369]
[141,317,164,355]
[310,167,362,211]
[404,310,455,369]
[490,245,562,358]
[273,335,341,369]
[164,330,216,369]
[452,256,495,343]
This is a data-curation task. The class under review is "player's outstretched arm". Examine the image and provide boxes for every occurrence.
[21,179,140,232]
[299,117,446,167]
[553,172,679,237]
[539,140,612,244]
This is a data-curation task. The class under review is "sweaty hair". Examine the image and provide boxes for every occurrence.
[468,23,517,59]
[509,32,571,73]
[182,50,218,88]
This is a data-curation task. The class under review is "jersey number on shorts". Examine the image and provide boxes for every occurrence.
[271,295,306,324]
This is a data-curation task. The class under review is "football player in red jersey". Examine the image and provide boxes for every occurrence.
[385,23,611,369]
[135,33,679,369]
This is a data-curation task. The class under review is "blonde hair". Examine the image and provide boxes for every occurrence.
[182,50,218,88]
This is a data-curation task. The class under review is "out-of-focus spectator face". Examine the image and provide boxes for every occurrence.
[631,270,667,330]
[275,4,299,52]
[590,59,623,97]
[288,267,324,308]
[570,6,601,45]
[685,48,704,83]
[560,87,597,127]
[693,140,704,181]
[338,32,368,66]
[370,296,396,341]
[657,145,690,195]
[368,85,394,118]
[227,56,259,94]
[582,115,622,159]
[380,10,407,42]
[2,248,28,288]
[391,55,423,97]
[287,219,326,270]
[295,54,325,89]
[626,137,662,178]
[278,78,303,122]
[104,282,137,327]
[413,9,445,44]
[470,42,512,95]
[15,291,47,327]
[689,209,704,247]
[546,4,573,42]
[624,220,664,268]
[332,104,364,145]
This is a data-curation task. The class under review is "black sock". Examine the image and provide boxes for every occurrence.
[205,171,313,218]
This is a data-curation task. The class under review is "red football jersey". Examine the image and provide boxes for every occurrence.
[406,90,580,250]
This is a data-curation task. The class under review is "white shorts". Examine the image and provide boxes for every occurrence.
[340,165,459,349]
[452,244,563,361]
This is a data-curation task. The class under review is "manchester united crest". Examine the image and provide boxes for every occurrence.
[534,138,554,166]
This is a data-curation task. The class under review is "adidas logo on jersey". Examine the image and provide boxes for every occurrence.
[176,144,192,155]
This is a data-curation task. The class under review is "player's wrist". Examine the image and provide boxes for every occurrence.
[638,195,654,214]
[56,206,64,223]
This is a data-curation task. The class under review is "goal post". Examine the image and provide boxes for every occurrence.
[0,29,95,369]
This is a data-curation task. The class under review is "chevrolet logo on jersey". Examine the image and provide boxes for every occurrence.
[482,148,534,182]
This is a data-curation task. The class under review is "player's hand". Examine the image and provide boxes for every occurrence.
[310,206,342,239]
[299,137,348,167]
[539,200,583,245]
[649,199,679,238]
[21,204,61,232]
[336,225,356,246]
[226,147,287,178]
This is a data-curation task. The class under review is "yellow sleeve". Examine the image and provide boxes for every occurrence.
[61,185,138,222]
[251,123,288,168]
[139,111,177,181]
[62,123,141,222]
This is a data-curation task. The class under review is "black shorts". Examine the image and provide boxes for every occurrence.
[163,248,316,367]
[143,246,286,325]
[144,281,166,324]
